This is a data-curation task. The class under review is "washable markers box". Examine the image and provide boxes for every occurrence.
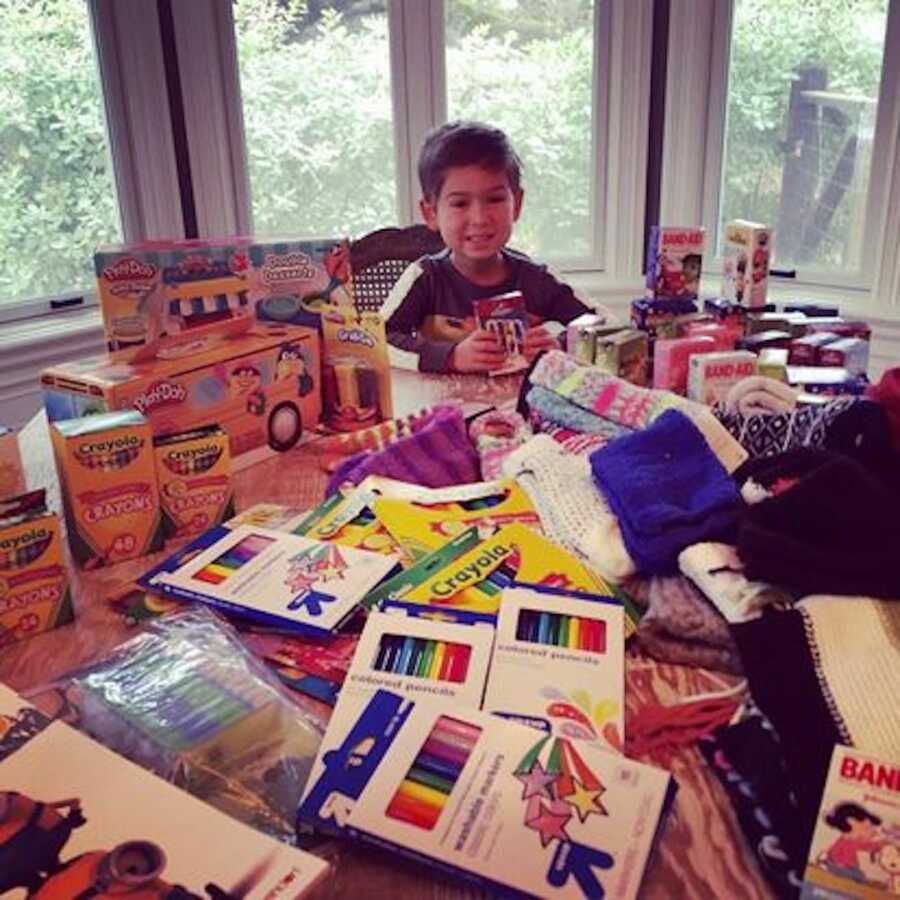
[154,424,234,539]
[50,409,163,568]
[299,688,676,899]
[0,489,73,646]
[483,584,624,754]
[139,524,398,636]
[345,611,494,709]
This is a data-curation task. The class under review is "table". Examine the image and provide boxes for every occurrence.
[0,368,774,899]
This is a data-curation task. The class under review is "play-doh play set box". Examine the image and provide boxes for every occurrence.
[50,410,164,569]
[483,584,625,755]
[645,226,705,300]
[299,688,676,899]
[42,319,322,468]
[0,489,72,646]
[154,425,234,539]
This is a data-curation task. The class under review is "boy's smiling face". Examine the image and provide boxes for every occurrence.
[421,164,523,282]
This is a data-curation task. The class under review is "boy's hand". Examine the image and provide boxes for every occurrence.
[449,329,507,373]
[522,325,559,360]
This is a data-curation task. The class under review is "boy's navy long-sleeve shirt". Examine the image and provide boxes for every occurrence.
[382,248,593,372]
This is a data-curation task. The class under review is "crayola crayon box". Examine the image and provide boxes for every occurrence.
[321,307,393,432]
[154,425,234,539]
[139,524,398,636]
[50,410,164,569]
[299,688,676,899]
[344,610,494,709]
[483,584,624,754]
[0,489,73,646]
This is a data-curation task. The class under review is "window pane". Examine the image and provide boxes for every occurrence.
[0,0,120,307]
[234,0,397,239]
[445,0,596,260]
[718,0,889,275]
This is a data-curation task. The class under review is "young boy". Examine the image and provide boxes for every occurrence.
[383,121,594,373]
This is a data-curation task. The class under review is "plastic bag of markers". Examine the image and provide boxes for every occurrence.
[21,606,327,847]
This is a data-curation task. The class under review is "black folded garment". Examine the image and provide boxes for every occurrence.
[737,448,900,599]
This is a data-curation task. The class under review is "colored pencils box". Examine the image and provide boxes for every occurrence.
[300,689,676,900]
[139,524,398,636]
[343,611,494,709]
[386,715,481,831]
[484,584,625,754]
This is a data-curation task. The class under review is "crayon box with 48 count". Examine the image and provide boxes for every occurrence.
[50,410,164,569]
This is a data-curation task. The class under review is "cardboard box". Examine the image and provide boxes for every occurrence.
[593,329,649,385]
[788,332,841,366]
[687,351,758,405]
[645,226,705,299]
[565,313,608,363]
[786,366,869,396]
[653,335,717,393]
[0,426,26,500]
[154,425,234,539]
[721,220,772,308]
[818,337,870,375]
[42,321,322,468]
[0,489,72,646]
[50,410,163,569]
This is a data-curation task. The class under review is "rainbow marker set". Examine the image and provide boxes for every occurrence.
[385,715,481,830]
[342,611,493,709]
[483,584,625,754]
[299,688,675,899]
[139,524,398,636]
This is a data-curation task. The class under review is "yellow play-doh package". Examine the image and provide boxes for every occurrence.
[0,489,73,646]
[50,410,164,569]
[154,425,235,539]
[372,479,541,560]
[320,307,393,432]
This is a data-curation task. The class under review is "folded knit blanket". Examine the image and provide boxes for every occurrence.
[724,375,799,416]
[590,410,742,575]
[326,404,480,495]
[731,596,900,857]
[525,384,629,440]
[527,350,747,472]
[633,575,742,674]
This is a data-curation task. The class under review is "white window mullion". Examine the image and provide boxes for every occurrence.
[603,0,654,281]
[389,0,445,226]
[90,0,183,240]
[171,0,251,237]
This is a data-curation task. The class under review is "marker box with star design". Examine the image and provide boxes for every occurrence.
[138,524,398,636]
[299,688,675,900]
[483,584,625,755]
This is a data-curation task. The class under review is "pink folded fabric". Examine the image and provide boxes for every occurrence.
[325,404,480,495]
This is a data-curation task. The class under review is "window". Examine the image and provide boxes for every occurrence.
[703,0,896,289]
[233,0,398,238]
[444,0,597,260]
[0,0,121,311]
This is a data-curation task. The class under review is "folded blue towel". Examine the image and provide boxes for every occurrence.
[590,409,741,574]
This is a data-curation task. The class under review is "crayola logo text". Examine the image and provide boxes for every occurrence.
[0,528,49,553]
[337,328,376,348]
[75,435,143,459]
[430,544,511,596]
[134,381,187,414]
[168,444,219,462]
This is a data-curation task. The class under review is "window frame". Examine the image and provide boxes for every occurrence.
[667,0,900,304]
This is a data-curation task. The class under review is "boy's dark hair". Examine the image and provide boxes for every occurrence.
[418,121,522,201]
[825,802,882,833]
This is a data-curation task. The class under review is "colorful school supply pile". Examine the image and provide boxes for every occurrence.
[300,688,676,899]
[0,489,73,646]
[50,409,164,568]
[139,524,398,636]
[373,634,472,683]
[0,682,329,897]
